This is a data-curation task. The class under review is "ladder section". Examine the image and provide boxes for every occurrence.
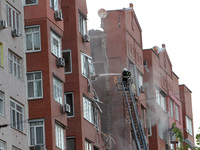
[122,82,149,150]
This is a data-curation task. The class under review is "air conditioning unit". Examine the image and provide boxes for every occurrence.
[82,34,90,43]
[34,145,45,150]
[12,28,20,37]
[0,20,7,29]
[54,10,63,21]
[62,104,71,113]
[57,57,65,68]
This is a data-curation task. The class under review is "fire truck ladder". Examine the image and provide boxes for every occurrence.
[122,82,148,150]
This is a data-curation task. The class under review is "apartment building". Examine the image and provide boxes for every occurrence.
[61,0,105,149]
[0,0,28,149]
[90,4,148,150]
[24,0,67,149]
[143,45,195,150]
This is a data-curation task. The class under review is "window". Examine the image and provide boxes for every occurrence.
[67,137,75,150]
[170,100,174,118]
[8,51,22,79]
[0,140,6,150]
[0,92,4,116]
[25,26,41,52]
[10,100,24,132]
[81,53,95,78]
[53,77,63,104]
[12,146,21,150]
[65,92,74,117]
[63,50,72,74]
[29,120,44,146]
[83,96,93,123]
[50,0,58,11]
[146,118,152,136]
[0,43,3,67]
[25,0,38,5]
[51,31,61,57]
[158,120,164,139]
[6,4,20,33]
[27,72,43,99]
[156,89,166,112]
[186,116,193,135]
[79,12,86,35]
[170,144,175,150]
[55,124,64,150]
[138,71,143,88]
[175,105,179,121]
[94,146,99,150]
[85,140,92,150]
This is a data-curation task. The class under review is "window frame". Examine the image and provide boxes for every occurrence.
[29,119,45,146]
[50,30,61,58]
[12,146,21,150]
[0,139,6,150]
[175,104,179,122]
[25,25,41,52]
[156,89,166,112]
[10,99,24,132]
[0,43,3,67]
[50,0,58,11]
[27,71,43,99]
[147,118,152,137]
[66,137,76,150]
[24,0,39,6]
[6,3,21,34]
[55,123,65,150]
[64,92,74,117]
[53,76,63,104]
[0,92,4,116]
[8,51,22,80]
[83,96,94,124]
[186,116,193,135]
[63,49,72,74]
[79,12,87,36]
[170,100,174,118]
[85,140,92,150]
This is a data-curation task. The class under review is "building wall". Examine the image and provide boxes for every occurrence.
[0,0,28,149]
[62,0,105,149]
[179,85,195,147]
[24,0,67,149]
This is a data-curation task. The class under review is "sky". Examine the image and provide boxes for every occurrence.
[86,0,200,141]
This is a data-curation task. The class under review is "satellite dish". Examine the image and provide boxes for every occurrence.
[98,8,107,18]
[152,46,160,53]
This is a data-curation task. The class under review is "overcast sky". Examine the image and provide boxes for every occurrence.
[86,0,200,140]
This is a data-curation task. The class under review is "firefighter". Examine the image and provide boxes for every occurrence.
[122,68,131,87]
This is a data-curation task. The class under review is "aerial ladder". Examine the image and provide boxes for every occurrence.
[115,76,149,150]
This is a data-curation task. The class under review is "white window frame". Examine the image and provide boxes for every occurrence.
[0,139,6,150]
[63,50,72,74]
[55,123,65,150]
[65,92,74,117]
[186,116,193,135]
[85,140,92,150]
[0,92,4,116]
[51,30,61,58]
[6,3,20,34]
[138,71,143,88]
[25,26,41,52]
[147,118,152,137]
[83,96,93,123]
[170,100,174,118]
[0,43,3,67]
[29,119,45,146]
[50,0,58,11]
[27,71,43,99]
[175,104,179,122]
[10,99,24,132]
[81,53,95,79]
[25,0,38,6]
[158,120,164,139]
[53,76,63,104]
[79,12,86,36]
[8,51,22,80]
[156,89,166,112]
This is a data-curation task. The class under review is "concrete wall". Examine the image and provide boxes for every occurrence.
[0,0,28,149]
